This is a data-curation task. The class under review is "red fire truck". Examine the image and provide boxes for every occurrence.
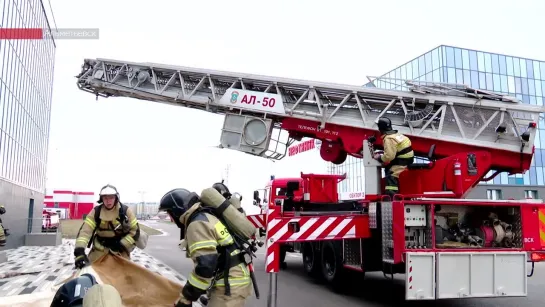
[77,58,545,302]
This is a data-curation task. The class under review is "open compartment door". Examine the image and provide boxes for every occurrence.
[405,252,435,300]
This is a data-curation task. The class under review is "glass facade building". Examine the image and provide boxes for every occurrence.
[0,0,56,249]
[330,45,545,199]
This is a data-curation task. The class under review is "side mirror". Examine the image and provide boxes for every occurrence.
[253,190,259,201]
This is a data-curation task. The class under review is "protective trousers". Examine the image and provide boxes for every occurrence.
[208,283,252,307]
[385,165,407,198]
[0,224,6,247]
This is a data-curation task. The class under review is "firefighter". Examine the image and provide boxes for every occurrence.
[373,117,414,198]
[0,205,6,247]
[159,187,253,307]
[73,185,140,268]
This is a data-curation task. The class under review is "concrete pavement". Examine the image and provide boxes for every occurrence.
[143,220,545,307]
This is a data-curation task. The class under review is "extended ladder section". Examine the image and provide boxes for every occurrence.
[76,58,545,173]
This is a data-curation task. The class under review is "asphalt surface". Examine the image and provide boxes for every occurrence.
[142,220,545,307]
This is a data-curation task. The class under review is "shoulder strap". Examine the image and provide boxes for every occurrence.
[94,204,103,226]
[119,204,128,220]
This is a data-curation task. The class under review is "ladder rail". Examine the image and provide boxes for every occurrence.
[77,58,545,157]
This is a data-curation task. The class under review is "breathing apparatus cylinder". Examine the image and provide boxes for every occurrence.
[200,188,257,240]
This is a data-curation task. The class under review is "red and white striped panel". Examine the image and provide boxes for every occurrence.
[246,214,266,228]
[268,216,361,243]
[265,210,369,273]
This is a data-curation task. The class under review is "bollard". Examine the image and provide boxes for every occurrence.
[267,273,278,307]
[264,203,281,307]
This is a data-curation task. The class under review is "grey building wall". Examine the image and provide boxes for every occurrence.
[0,0,56,249]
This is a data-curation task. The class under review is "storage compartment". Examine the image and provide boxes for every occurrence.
[403,204,523,249]
[434,205,522,249]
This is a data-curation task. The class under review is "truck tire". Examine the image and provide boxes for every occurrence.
[320,241,346,291]
[302,242,321,277]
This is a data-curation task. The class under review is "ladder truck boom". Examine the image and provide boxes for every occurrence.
[77,58,544,175]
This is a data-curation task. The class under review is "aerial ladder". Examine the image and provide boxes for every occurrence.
[77,59,545,304]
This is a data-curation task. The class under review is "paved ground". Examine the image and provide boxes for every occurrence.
[0,238,186,297]
[143,220,545,307]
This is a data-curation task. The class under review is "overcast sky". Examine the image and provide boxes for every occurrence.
[44,0,545,213]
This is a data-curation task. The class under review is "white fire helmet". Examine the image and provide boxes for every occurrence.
[98,184,120,204]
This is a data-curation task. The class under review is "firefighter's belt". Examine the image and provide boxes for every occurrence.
[388,146,414,167]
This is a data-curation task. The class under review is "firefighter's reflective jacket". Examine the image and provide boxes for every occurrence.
[75,203,140,255]
[179,203,251,299]
[381,132,414,176]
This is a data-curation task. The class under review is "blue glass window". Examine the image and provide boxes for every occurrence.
[463,70,471,86]
[425,52,432,74]
[521,78,529,95]
[456,69,464,84]
[498,55,507,75]
[419,56,426,75]
[446,47,455,67]
[529,79,536,96]
[432,48,440,70]
[486,73,493,91]
[526,60,534,79]
[412,59,419,78]
[537,167,544,186]
[534,61,542,80]
[536,79,542,97]
[540,62,545,80]
[530,167,537,185]
[479,72,486,89]
[491,54,500,74]
[406,62,413,80]
[470,71,479,88]
[433,69,440,82]
[508,76,515,93]
[506,57,514,76]
[513,58,521,77]
[484,53,492,73]
[469,51,478,71]
[448,68,456,83]
[520,59,527,78]
[515,77,522,93]
[522,95,530,104]
[454,48,463,69]
[477,52,485,71]
[493,74,501,92]
[462,49,470,70]
[499,75,508,93]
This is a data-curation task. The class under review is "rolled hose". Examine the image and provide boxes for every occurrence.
[493,224,506,245]
[479,225,495,247]
[500,221,513,232]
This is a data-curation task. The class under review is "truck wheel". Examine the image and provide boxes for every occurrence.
[320,241,346,291]
[302,242,321,277]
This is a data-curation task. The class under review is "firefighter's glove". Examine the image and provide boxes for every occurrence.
[174,296,193,307]
[74,248,89,269]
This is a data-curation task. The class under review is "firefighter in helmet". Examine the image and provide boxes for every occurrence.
[159,186,253,307]
[374,117,414,198]
[73,184,140,269]
[0,205,7,247]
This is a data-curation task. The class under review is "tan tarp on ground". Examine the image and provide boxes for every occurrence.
[0,253,184,307]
